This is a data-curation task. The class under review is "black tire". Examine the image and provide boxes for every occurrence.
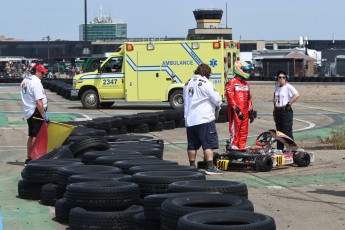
[168,180,248,198]
[69,136,109,158]
[128,165,197,175]
[169,90,184,110]
[255,155,273,172]
[69,206,143,230]
[144,192,220,221]
[81,89,99,109]
[40,183,58,206]
[114,159,178,174]
[55,198,75,224]
[293,151,311,167]
[133,171,205,197]
[82,150,142,164]
[18,179,44,200]
[161,193,254,230]
[99,101,114,108]
[67,173,132,184]
[95,155,156,166]
[57,164,122,191]
[38,145,73,160]
[65,181,140,211]
[24,159,83,184]
[177,210,276,230]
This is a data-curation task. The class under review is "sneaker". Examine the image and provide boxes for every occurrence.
[205,167,224,175]
[24,158,31,167]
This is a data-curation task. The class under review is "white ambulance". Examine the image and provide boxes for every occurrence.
[71,39,240,109]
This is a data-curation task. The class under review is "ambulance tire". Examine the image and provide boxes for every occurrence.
[177,210,276,230]
[169,90,184,110]
[293,151,310,167]
[99,102,114,108]
[81,89,99,109]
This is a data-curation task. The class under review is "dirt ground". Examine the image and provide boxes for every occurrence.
[249,81,345,102]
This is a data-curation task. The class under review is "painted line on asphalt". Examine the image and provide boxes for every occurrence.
[294,118,315,131]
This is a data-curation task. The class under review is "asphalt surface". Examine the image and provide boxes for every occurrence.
[0,83,344,229]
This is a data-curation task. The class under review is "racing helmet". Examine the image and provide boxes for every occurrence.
[234,61,253,79]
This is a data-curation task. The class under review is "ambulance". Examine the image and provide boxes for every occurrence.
[70,39,240,109]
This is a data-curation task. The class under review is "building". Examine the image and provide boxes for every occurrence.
[187,8,232,40]
[79,7,127,41]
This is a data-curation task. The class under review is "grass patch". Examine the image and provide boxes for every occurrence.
[318,126,345,149]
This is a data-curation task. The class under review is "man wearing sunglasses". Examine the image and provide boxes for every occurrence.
[225,61,256,150]
[20,64,50,165]
[273,70,300,150]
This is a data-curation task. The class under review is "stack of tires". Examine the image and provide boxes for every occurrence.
[18,132,276,229]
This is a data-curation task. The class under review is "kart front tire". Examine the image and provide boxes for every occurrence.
[293,151,310,167]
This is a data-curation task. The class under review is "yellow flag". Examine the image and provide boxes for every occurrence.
[46,121,76,152]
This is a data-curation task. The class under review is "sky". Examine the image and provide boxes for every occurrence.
[0,0,344,41]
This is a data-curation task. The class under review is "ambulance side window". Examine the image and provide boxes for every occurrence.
[102,57,123,73]
[232,53,237,69]
[227,52,231,69]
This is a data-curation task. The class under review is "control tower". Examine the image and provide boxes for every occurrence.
[187,8,232,40]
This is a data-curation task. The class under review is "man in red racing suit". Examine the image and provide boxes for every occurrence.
[226,61,255,150]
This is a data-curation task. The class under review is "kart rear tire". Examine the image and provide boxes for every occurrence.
[255,155,273,172]
[293,151,310,167]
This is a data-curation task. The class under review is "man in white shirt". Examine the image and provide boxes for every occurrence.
[21,64,50,165]
[183,63,223,175]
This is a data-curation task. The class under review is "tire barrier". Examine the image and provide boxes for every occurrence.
[69,205,143,230]
[168,180,249,198]
[160,193,254,230]
[40,183,58,206]
[56,164,122,199]
[67,173,132,184]
[65,181,140,211]
[128,165,198,175]
[177,210,276,230]
[132,171,206,198]
[143,192,221,222]
[113,159,178,174]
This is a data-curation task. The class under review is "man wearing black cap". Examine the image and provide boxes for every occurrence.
[20,64,50,165]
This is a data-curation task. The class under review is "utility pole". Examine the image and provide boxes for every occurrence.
[82,0,90,55]
[47,35,50,61]
[42,35,51,61]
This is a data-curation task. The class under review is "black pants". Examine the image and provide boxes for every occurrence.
[274,108,293,150]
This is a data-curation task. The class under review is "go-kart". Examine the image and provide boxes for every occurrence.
[198,129,315,172]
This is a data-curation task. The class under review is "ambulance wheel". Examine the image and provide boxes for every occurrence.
[293,151,310,167]
[169,90,184,110]
[81,89,99,109]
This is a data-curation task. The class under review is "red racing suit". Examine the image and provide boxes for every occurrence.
[225,75,253,149]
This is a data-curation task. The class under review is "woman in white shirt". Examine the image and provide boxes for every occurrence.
[273,70,300,150]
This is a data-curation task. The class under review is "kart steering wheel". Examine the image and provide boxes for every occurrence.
[256,131,276,147]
